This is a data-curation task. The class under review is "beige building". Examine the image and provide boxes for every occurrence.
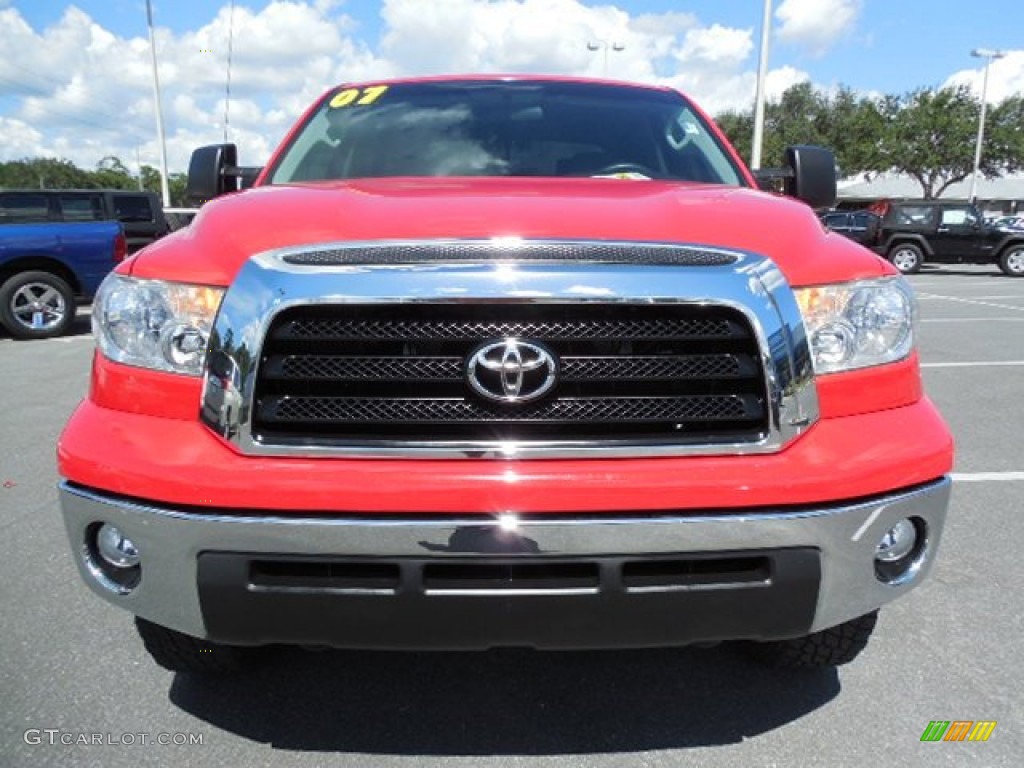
[837,173,1024,215]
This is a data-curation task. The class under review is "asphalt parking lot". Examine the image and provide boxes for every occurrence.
[1,264,1022,768]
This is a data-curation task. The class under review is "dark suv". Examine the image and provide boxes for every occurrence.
[875,200,1024,276]
[821,209,882,247]
[0,189,169,253]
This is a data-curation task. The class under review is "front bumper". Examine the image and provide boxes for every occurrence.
[58,396,953,512]
[60,478,951,649]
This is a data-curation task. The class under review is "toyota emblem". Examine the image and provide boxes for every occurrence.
[466,339,558,403]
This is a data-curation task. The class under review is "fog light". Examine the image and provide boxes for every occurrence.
[875,518,916,563]
[96,524,140,568]
[84,522,142,594]
[874,517,927,585]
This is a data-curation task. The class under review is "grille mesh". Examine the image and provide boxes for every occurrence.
[252,302,768,445]
[280,241,739,267]
[278,356,462,381]
[269,354,748,382]
[562,355,746,380]
[276,317,737,341]
[268,395,755,424]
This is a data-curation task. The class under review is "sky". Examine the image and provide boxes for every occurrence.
[1,0,1022,175]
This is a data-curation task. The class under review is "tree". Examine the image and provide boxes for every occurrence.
[715,83,884,178]
[93,156,137,190]
[985,93,1024,183]
[873,86,988,199]
[0,153,196,206]
[717,82,1024,200]
[820,86,888,176]
[168,173,189,207]
[138,165,189,206]
[713,110,754,165]
[0,157,95,189]
[139,165,162,193]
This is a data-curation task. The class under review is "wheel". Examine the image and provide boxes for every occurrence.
[998,245,1024,277]
[134,617,257,675]
[742,610,878,669]
[0,270,76,339]
[887,243,923,274]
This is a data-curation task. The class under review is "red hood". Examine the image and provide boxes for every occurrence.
[129,178,891,286]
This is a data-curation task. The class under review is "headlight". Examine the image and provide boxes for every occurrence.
[92,274,224,375]
[794,277,917,374]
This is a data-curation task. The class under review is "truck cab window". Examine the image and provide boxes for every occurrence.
[0,193,49,223]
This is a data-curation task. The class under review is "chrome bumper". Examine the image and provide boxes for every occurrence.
[59,478,951,644]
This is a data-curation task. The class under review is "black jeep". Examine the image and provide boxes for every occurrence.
[875,200,1024,277]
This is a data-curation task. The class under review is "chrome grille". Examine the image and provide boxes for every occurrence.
[251,303,769,446]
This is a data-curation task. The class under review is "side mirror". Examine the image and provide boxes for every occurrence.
[753,145,837,210]
[785,145,837,209]
[186,144,237,205]
[186,144,264,204]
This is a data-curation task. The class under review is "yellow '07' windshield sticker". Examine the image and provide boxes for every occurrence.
[329,85,389,109]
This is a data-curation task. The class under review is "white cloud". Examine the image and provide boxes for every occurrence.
[775,0,861,56]
[631,11,697,37]
[380,0,634,77]
[944,51,1024,103]
[0,117,44,158]
[0,0,822,172]
[767,65,811,98]
[677,24,753,65]
[0,2,381,170]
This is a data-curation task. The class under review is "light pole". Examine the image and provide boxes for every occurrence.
[145,0,171,208]
[969,47,1007,204]
[587,40,625,76]
[224,0,235,143]
[750,0,772,170]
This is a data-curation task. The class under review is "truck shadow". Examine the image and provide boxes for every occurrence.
[65,314,93,337]
[169,645,839,754]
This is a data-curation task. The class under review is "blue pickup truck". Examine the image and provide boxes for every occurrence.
[0,220,125,339]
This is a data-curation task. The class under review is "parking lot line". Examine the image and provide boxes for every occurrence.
[921,317,1024,323]
[952,472,1024,483]
[911,282,1009,290]
[0,335,93,345]
[916,294,1024,313]
[921,361,1024,368]
[919,294,1024,301]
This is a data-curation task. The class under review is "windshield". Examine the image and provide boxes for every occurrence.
[267,80,747,186]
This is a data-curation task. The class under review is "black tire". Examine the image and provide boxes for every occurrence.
[0,270,76,339]
[743,611,878,669]
[998,245,1024,277]
[134,617,256,675]
[887,243,923,274]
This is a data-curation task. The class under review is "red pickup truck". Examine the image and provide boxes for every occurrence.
[58,76,953,674]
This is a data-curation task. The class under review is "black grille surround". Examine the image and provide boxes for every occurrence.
[251,302,770,447]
